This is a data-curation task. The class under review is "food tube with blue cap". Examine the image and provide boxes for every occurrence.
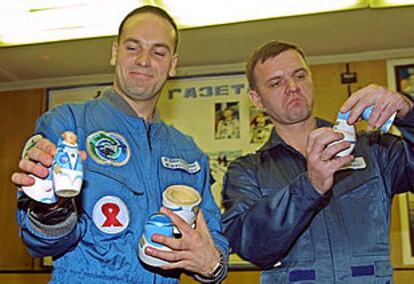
[332,105,396,157]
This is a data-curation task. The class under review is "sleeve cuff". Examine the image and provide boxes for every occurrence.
[299,173,331,208]
[28,199,78,238]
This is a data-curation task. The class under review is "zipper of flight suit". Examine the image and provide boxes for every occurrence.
[145,121,158,284]
[146,122,152,151]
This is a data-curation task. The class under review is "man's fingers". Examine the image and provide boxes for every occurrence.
[27,147,53,167]
[11,138,53,188]
[340,86,369,113]
[340,84,377,114]
[25,138,57,166]
[146,248,198,272]
[194,210,209,233]
[306,128,325,154]
[159,259,192,271]
[341,84,407,127]
[145,246,188,263]
[347,101,371,125]
[11,172,35,187]
[323,141,352,160]
[374,100,399,129]
[307,128,344,156]
[18,159,49,178]
[152,233,184,251]
[160,207,193,235]
[36,138,57,155]
[332,155,355,170]
[80,151,87,161]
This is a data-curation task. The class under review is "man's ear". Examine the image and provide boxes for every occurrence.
[168,55,179,77]
[248,90,264,109]
[110,42,117,66]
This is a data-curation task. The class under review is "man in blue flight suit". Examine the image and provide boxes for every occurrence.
[12,6,227,284]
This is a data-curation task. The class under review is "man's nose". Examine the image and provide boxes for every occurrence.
[135,51,150,67]
[286,77,299,92]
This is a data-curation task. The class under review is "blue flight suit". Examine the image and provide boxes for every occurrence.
[17,87,228,284]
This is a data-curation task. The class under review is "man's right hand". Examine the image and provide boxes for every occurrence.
[11,138,57,188]
[306,127,354,195]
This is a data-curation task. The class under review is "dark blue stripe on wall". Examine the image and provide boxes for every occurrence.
[351,265,375,277]
[289,270,316,282]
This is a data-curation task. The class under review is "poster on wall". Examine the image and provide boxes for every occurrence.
[48,72,271,268]
[387,58,414,265]
[249,107,273,144]
[393,62,414,99]
[157,72,269,209]
[48,83,110,109]
[214,101,241,140]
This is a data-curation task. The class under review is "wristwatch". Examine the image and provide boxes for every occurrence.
[194,251,226,283]
[207,251,225,279]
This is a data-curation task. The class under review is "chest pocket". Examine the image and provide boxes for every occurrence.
[68,163,149,272]
[259,183,316,264]
[334,169,389,256]
[82,163,146,236]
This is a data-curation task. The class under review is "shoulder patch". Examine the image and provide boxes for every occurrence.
[87,131,130,166]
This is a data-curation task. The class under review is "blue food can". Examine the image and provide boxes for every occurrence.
[138,212,173,266]
[143,213,173,248]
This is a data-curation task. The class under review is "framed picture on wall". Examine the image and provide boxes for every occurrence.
[48,83,111,109]
[387,58,414,265]
[392,64,414,99]
[398,192,414,265]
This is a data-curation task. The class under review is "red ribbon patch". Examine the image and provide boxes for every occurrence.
[101,203,123,227]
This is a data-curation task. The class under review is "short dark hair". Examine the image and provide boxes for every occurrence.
[117,5,179,52]
[246,40,308,90]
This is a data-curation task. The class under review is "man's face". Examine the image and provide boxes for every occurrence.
[249,49,314,126]
[111,13,178,102]
[223,109,234,120]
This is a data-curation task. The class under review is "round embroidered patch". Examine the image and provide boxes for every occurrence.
[87,131,130,166]
[92,196,130,234]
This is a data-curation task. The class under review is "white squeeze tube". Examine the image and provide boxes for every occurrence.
[332,105,396,157]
